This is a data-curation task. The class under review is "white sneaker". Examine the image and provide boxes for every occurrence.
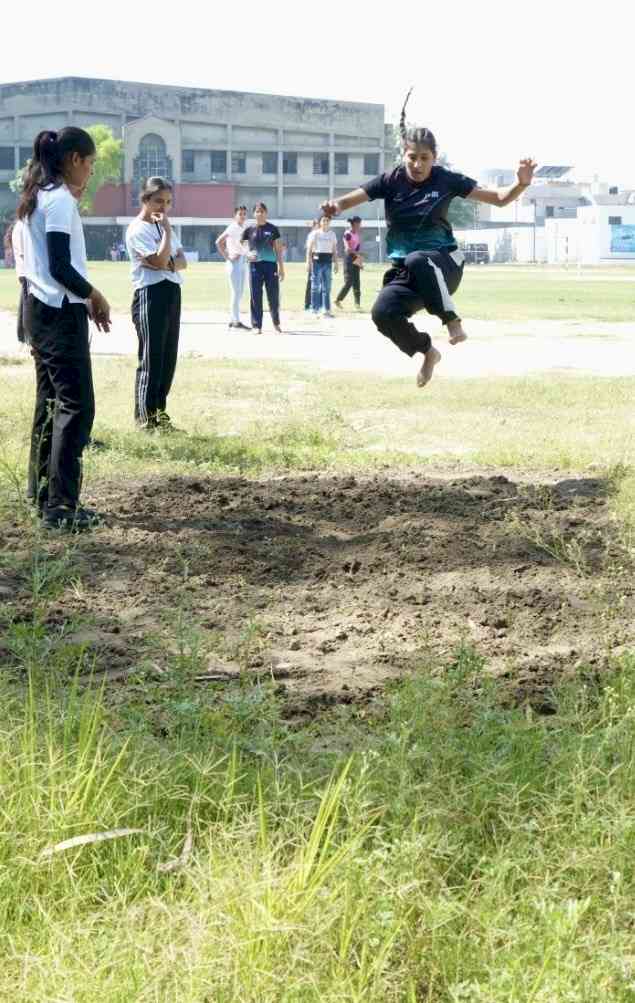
[323,311,335,318]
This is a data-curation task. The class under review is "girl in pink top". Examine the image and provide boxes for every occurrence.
[335,216,363,310]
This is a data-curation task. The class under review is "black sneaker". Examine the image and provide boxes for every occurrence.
[234,321,251,330]
[42,505,102,532]
[228,322,236,328]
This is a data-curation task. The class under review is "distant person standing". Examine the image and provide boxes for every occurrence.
[216,205,250,330]
[242,202,285,334]
[304,219,319,310]
[335,215,363,310]
[306,215,339,317]
[125,177,187,431]
[11,219,28,343]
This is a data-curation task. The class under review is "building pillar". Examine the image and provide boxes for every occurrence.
[328,131,335,200]
[227,123,233,182]
[277,128,284,218]
[14,116,20,170]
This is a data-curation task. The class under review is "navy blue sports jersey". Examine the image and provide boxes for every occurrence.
[242,223,281,263]
[363,165,476,259]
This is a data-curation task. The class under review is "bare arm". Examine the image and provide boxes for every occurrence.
[216,234,229,260]
[467,159,537,208]
[274,238,285,280]
[173,248,187,272]
[321,188,370,217]
[142,216,173,270]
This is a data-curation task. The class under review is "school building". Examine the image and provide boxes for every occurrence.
[0,76,394,259]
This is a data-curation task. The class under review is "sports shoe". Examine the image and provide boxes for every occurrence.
[42,505,102,532]
[335,300,343,310]
[234,321,251,330]
[228,322,236,328]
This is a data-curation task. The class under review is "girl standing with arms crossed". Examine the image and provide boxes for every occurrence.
[18,128,111,531]
[126,177,187,431]
[322,90,536,388]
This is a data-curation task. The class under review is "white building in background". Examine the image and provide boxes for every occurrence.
[470,165,635,264]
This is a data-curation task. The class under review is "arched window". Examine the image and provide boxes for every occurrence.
[134,133,172,180]
[131,133,173,207]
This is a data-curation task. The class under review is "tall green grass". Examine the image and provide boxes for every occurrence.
[2,647,635,1001]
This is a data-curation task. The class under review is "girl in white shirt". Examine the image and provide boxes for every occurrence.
[306,216,339,316]
[216,205,250,330]
[17,128,111,531]
[125,177,187,431]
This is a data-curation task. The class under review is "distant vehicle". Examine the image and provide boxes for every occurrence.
[461,243,490,264]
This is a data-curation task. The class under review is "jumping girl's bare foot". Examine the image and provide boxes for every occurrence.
[447,319,468,345]
[416,347,441,387]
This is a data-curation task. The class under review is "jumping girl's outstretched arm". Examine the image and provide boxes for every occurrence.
[321,189,369,217]
[467,159,537,207]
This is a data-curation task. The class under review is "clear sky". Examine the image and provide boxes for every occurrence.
[3,0,633,187]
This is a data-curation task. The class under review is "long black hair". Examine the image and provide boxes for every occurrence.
[140,175,173,203]
[17,127,96,220]
[398,87,438,157]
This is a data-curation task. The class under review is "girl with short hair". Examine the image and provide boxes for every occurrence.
[18,127,111,531]
[125,177,187,430]
[322,89,536,388]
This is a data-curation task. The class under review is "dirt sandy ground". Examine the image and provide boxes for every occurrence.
[2,469,632,713]
[2,308,635,379]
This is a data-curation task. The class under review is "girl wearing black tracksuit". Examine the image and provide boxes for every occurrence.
[125,177,187,431]
[322,89,536,389]
[18,128,111,531]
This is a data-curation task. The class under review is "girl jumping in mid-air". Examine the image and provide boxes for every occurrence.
[322,89,536,388]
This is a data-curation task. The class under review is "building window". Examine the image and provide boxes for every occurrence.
[0,147,13,170]
[283,152,297,175]
[545,206,554,218]
[232,152,246,175]
[313,153,329,175]
[182,150,194,174]
[364,154,379,175]
[609,215,622,225]
[334,153,348,175]
[134,134,171,181]
[211,151,227,175]
[262,152,277,174]
[19,147,32,168]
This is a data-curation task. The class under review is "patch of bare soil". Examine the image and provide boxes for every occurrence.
[2,470,633,711]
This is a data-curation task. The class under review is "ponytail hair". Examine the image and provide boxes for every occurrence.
[17,127,96,220]
[398,87,438,157]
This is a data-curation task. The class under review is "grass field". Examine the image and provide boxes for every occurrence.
[1,300,635,998]
[1,260,634,320]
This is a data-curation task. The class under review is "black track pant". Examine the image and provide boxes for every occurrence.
[336,255,361,306]
[132,279,181,426]
[371,249,464,357]
[17,277,28,344]
[249,261,280,329]
[26,295,94,511]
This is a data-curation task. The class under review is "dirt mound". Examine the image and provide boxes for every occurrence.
[3,470,633,710]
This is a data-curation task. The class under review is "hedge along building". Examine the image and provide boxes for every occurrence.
[0,76,394,260]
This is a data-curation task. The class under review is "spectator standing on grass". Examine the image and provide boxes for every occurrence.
[321,87,536,389]
[335,215,363,310]
[17,127,111,532]
[11,219,29,343]
[241,202,285,334]
[216,205,250,330]
[306,215,339,317]
[304,219,319,310]
[125,176,187,432]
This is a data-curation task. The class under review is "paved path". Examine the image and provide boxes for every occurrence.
[2,309,634,379]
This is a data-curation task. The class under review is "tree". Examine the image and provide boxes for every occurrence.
[7,124,123,215]
[80,124,123,214]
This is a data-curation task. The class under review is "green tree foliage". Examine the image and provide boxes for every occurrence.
[80,124,123,213]
[8,125,123,214]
